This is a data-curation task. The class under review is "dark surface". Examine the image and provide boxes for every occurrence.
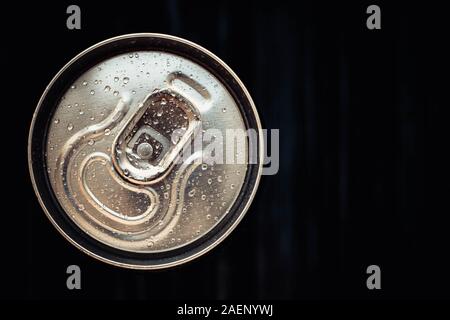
[1,0,448,299]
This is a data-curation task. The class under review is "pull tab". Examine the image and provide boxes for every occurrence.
[112,89,201,184]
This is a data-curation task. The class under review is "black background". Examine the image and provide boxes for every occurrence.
[1,0,448,300]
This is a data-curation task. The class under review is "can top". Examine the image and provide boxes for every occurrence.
[29,34,263,269]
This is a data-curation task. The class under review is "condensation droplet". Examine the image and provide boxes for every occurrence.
[113,91,119,96]
[88,139,95,146]
[82,81,88,86]
[104,128,111,136]
[54,119,60,124]
[90,90,95,95]
[123,77,129,84]
[67,123,74,131]
[104,85,111,92]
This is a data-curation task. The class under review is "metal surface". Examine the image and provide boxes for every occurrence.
[29,34,263,269]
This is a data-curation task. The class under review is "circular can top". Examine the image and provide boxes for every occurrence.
[29,33,263,269]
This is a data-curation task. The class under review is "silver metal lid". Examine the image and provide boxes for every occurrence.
[29,33,263,269]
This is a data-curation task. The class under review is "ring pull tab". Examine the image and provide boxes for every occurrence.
[112,89,201,184]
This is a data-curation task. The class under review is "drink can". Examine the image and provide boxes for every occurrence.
[28,33,263,269]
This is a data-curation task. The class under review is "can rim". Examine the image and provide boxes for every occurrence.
[28,33,264,270]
